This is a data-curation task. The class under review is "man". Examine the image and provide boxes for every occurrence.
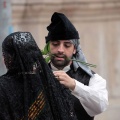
[45,12,108,120]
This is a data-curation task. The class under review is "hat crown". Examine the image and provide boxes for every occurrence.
[46,12,79,43]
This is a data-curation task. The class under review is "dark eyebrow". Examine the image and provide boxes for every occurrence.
[51,41,59,43]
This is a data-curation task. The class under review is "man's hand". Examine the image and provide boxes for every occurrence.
[53,71,76,90]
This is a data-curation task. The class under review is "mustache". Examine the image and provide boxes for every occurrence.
[52,54,66,58]
[52,54,71,61]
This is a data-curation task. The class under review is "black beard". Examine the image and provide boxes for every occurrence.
[51,54,71,69]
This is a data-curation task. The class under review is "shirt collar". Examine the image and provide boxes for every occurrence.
[50,62,70,72]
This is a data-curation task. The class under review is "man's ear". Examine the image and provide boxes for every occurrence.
[73,48,76,54]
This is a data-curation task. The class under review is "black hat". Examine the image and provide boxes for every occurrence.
[45,12,79,43]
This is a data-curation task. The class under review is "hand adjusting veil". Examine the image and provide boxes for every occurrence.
[1,32,78,120]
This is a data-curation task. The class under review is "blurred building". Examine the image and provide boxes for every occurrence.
[3,0,120,119]
[0,0,12,75]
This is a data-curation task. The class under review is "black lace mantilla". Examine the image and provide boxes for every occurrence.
[0,32,78,120]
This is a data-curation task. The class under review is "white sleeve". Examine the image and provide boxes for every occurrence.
[71,73,109,117]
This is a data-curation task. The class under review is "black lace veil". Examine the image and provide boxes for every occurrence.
[2,32,77,120]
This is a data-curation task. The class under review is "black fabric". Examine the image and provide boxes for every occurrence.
[45,12,79,43]
[0,32,78,120]
[67,65,95,120]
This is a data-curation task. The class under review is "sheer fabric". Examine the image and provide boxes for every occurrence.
[1,32,77,120]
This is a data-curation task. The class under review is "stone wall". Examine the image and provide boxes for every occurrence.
[11,0,120,119]
[0,0,11,75]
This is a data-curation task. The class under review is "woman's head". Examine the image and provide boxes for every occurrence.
[2,32,42,72]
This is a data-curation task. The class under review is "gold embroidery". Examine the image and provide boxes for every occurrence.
[21,91,46,120]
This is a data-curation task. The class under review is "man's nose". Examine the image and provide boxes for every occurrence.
[58,44,64,53]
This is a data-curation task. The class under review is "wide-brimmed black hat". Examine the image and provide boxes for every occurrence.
[45,12,79,43]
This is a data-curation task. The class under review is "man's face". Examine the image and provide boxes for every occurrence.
[50,40,76,69]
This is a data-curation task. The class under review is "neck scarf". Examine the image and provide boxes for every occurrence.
[70,39,93,77]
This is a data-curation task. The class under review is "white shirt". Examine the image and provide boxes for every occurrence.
[51,63,109,117]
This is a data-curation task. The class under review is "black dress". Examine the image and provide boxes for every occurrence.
[0,32,77,120]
